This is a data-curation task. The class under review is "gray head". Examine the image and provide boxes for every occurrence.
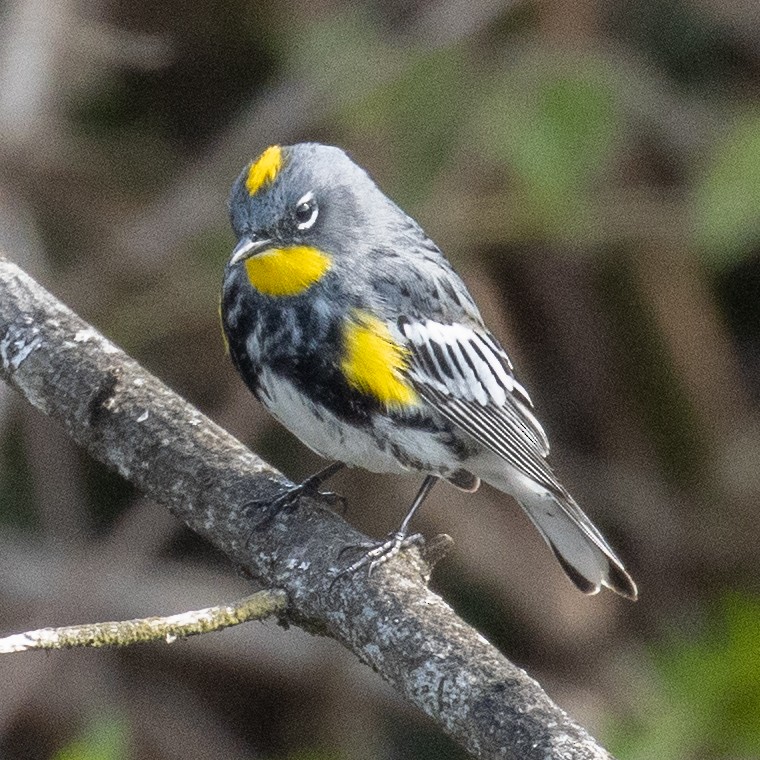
[227,143,406,267]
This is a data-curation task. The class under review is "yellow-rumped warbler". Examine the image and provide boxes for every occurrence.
[221,143,637,599]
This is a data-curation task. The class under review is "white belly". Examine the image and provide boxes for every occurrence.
[257,368,405,472]
[257,368,457,476]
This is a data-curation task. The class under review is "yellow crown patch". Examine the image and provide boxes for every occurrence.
[246,145,282,196]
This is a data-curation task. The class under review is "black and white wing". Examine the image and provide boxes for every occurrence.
[397,317,561,495]
[396,316,639,600]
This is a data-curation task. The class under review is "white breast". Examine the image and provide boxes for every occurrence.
[257,368,405,473]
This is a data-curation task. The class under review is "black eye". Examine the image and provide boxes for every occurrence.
[295,192,318,230]
[295,201,313,223]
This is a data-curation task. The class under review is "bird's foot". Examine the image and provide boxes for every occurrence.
[290,476,346,513]
[331,531,424,583]
[245,473,345,540]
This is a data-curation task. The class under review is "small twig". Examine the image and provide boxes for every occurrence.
[0,589,287,653]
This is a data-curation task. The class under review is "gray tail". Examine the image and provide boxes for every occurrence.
[518,490,638,600]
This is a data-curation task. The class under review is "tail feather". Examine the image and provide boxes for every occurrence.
[549,544,599,595]
[519,490,637,600]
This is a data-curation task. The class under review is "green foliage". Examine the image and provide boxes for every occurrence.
[694,113,760,268]
[476,55,621,241]
[53,716,129,760]
[344,46,473,204]
[610,592,760,760]
[288,8,396,107]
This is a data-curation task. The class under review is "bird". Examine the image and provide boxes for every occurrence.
[220,142,637,600]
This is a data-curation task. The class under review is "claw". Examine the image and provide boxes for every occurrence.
[330,532,424,588]
[242,485,303,542]
[336,539,377,560]
[244,475,345,546]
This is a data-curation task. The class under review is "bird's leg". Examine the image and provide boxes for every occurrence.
[246,461,346,535]
[333,475,439,579]
[293,460,347,503]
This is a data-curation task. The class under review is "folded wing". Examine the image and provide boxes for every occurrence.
[396,316,637,599]
[397,317,556,492]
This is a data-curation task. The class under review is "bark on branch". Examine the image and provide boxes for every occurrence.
[0,254,616,760]
[0,590,288,652]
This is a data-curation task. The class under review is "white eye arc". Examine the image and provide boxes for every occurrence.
[295,191,319,230]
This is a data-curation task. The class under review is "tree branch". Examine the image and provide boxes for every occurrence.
[0,254,616,760]
[0,590,287,652]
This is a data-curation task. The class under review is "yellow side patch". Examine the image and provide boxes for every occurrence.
[341,313,419,409]
[246,145,282,196]
[244,246,331,296]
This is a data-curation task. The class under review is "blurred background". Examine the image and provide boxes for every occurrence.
[1,0,759,758]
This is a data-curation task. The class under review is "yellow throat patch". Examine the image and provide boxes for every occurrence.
[341,312,419,409]
[244,246,331,296]
[246,145,282,195]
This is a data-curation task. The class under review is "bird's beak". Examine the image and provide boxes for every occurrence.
[230,236,272,265]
